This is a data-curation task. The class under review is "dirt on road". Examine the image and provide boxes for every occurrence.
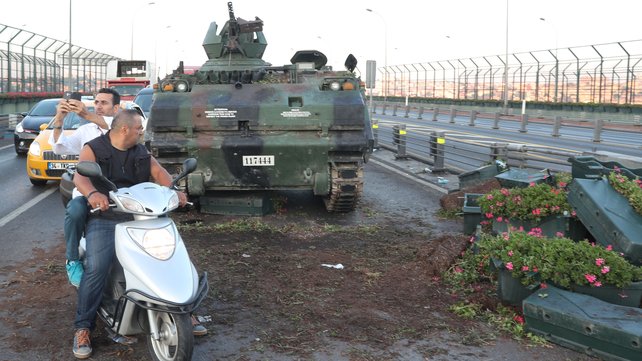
[0,158,598,361]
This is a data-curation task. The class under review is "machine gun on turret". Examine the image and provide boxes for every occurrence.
[223,1,264,55]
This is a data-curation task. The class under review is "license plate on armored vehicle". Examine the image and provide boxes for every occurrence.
[242,155,274,166]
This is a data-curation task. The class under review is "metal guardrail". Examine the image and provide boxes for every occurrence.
[369,103,613,175]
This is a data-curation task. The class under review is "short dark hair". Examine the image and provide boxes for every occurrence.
[112,109,142,130]
[97,87,120,105]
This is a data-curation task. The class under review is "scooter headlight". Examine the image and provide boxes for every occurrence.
[116,195,145,213]
[127,224,176,260]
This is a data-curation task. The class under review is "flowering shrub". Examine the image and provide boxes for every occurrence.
[476,231,642,289]
[0,92,63,100]
[478,173,572,222]
[607,167,642,215]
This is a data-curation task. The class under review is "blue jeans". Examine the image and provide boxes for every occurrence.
[64,196,88,261]
[74,216,119,330]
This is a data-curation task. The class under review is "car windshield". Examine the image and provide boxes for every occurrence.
[110,85,145,97]
[133,92,153,113]
[50,106,96,130]
[29,100,58,116]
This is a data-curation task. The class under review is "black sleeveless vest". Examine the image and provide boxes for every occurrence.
[86,132,151,194]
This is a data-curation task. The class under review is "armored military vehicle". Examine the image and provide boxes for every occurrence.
[149,2,373,213]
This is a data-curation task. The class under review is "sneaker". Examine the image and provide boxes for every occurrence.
[66,260,84,288]
[73,328,92,359]
[191,315,207,336]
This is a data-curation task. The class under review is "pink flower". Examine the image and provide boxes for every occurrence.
[529,182,536,187]
[497,216,503,222]
[555,232,565,237]
[584,274,597,283]
[485,212,494,219]
[571,210,577,217]
[533,267,539,272]
[513,315,525,324]
[506,262,514,270]
[532,208,541,216]
[595,258,605,266]
[486,194,494,200]
[601,266,610,274]
[507,250,513,256]
[454,266,463,273]
[594,281,602,287]
[521,266,529,271]
[500,188,510,196]
[606,245,613,251]
[558,181,567,187]
[540,282,548,289]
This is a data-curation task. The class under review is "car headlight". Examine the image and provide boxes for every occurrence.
[127,224,176,260]
[116,195,145,213]
[329,81,341,91]
[29,141,41,156]
[15,122,24,133]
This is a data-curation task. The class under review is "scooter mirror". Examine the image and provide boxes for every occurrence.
[183,158,197,174]
[76,161,103,178]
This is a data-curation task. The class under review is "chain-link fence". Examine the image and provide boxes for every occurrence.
[0,24,119,93]
[376,40,642,105]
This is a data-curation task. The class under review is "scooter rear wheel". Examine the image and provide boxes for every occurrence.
[146,312,193,361]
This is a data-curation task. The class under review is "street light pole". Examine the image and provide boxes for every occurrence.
[131,1,155,60]
[502,0,509,114]
[366,8,387,101]
[68,0,73,91]
[539,17,559,102]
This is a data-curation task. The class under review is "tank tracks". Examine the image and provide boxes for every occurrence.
[324,163,364,212]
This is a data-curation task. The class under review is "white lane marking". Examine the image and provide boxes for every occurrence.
[369,157,448,195]
[0,188,57,228]
[0,144,13,151]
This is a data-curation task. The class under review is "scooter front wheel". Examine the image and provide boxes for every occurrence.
[146,311,193,361]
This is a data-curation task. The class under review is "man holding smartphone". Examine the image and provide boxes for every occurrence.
[50,88,121,288]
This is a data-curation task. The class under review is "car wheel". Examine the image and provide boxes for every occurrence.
[29,178,47,186]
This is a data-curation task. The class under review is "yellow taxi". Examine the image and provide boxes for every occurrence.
[26,103,94,186]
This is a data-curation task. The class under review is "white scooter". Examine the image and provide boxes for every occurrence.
[76,158,208,361]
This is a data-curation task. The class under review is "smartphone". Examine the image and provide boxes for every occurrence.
[63,91,72,100]
[70,91,82,101]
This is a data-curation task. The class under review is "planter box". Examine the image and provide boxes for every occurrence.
[497,269,537,306]
[568,178,642,264]
[571,281,642,308]
[494,168,551,188]
[462,193,482,235]
[458,164,501,189]
[492,215,587,240]
[524,285,642,361]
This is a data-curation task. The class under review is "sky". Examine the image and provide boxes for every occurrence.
[1,0,641,77]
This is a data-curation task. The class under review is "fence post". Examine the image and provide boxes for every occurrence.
[449,106,456,123]
[593,119,604,143]
[519,114,528,133]
[372,102,378,114]
[404,104,410,118]
[492,112,500,129]
[430,131,446,172]
[468,110,477,126]
[382,103,387,115]
[417,106,424,120]
[432,107,439,121]
[393,124,407,159]
[392,104,398,116]
[490,142,508,163]
[551,115,562,137]
[372,119,379,149]
[8,113,19,130]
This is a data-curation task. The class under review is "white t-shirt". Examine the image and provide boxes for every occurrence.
[49,116,113,198]
[49,116,114,155]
